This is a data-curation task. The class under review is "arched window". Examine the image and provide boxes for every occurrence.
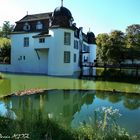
[36,21,43,30]
[23,22,30,31]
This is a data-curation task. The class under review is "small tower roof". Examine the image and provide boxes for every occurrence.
[87,31,96,44]
[87,31,95,38]
[53,6,73,19]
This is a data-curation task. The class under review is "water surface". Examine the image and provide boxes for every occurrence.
[0,90,140,135]
[0,73,140,97]
[0,72,140,135]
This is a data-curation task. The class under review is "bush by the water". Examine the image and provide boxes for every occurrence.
[0,37,11,64]
[0,114,76,140]
[0,73,3,79]
[76,107,139,140]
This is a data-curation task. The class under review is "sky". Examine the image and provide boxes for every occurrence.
[0,0,140,36]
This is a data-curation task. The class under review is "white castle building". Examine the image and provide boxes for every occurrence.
[0,5,96,76]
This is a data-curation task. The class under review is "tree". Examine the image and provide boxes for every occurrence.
[96,31,125,64]
[96,24,140,64]
[125,24,140,62]
[106,30,125,64]
[1,21,14,38]
[96,33,110,64]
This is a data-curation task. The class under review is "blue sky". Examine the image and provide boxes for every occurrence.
[0,0,139,35]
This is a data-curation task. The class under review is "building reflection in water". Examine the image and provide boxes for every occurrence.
[0,90,140,133]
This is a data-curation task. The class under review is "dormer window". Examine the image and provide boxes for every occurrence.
[36,21,43,30]
[69,18,74,27]
[23,22,30,31]
[49,19,52,27]
[69,20,72,27]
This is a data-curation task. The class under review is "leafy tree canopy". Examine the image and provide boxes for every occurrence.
[0,21,14,38]
[96,33,110,63]
[96,30,125,64]
[0,37,11,49]
[0,37,11,63]
[125,24,140,50]
[96,24,140,64]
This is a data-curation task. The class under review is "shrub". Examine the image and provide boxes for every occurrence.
[0,73,3,79]
[0,37,11,64]
[76,107,140,140]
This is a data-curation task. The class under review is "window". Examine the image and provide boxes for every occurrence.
[64,32,71,45]
[23,22,30,31]
[64,51,70,63]
[39,38,45,43]
[74,40,78,49]
[23,56,26,60]
[24,37,29,47]
[84,56,88,62]
[18,56,26,61]
[83,44,89,52]
[36,21,43,30]
[18,56,22,61]
[74,54,76,63]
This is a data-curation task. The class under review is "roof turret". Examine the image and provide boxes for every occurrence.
[53,6,72,19]
[87,31,96,44]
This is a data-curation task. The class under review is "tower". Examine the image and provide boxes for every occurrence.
[87,32,96,64]
[48,4,75,75]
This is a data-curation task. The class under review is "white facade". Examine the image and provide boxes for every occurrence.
[89,44,96,63]
[48,28,75,75]
[0,28,96,76]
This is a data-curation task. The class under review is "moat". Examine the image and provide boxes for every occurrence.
[0,71,140,137]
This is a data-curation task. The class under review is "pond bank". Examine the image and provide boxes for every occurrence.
[0,88,47,98]
[1,88,140,99]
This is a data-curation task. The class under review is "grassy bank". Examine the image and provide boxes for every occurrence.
[0,107,139,140]
[0,117,138,140]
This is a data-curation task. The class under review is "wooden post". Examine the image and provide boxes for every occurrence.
[136,66,138,78]
[120,65,121,72]
[104,63,106,71]
[89,67,93,76]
